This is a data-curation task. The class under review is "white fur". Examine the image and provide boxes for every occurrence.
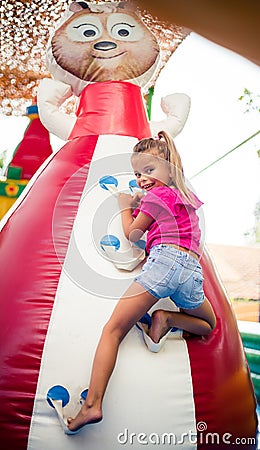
[87,2,119,13]
[150,93,191,138]
[37,79,76,141]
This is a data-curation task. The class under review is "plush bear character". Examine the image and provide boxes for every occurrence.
[51,1,160,83]
[38,1,190,140]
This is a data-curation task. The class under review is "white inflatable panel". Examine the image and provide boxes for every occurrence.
[28,136,196,449]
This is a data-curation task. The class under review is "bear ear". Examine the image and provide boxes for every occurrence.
[118,2,136,11]
[69,1,90,13]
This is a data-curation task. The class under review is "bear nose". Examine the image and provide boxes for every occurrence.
[94,41,117,51]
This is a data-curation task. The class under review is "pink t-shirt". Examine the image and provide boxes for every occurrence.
[132,186,203,255]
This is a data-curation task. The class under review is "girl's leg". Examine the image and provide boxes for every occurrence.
[149,298,216,343]
[67,282,157,432]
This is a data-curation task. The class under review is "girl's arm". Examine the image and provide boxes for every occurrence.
[118,193,153,242]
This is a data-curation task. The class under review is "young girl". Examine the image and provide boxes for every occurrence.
[67,130,216,433]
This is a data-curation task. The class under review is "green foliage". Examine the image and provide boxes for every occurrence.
[231,298,258,302]
[0,150,7,169]
[254,201,260,243]
[238,88,260,113]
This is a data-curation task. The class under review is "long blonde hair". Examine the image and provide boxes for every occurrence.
[132,130,194,205]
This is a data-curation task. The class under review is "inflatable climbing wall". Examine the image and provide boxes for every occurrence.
[0,2,257,449]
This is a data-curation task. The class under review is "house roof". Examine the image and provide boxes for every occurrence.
[206,243,260,300]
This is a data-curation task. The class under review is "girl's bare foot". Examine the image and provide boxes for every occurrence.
[67,404,102,433]
[149,310,172,343]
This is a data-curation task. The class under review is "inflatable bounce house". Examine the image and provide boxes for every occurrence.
[0,2,258,449]
[239,321,260,405]
[0,102,53,219]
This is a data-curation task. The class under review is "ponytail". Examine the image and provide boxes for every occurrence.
[157,131,195,206]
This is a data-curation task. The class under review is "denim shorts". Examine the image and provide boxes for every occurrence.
[134,244,205,310]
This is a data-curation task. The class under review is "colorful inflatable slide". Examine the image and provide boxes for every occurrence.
[0,2,257,449]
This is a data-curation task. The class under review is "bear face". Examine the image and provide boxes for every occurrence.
[51,3,160,83]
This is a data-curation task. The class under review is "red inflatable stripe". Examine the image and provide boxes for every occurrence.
[186,249,257,449]
[0,136,97,448]
[69,81,151,140]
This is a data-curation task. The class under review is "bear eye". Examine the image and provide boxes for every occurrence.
[111,22,134,40]
[118,28,129,37]
[72,23,101,41]
[84,29,96,38]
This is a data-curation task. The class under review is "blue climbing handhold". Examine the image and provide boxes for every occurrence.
[138,313,152,328]
[80,389,89,401]
[100,235,120,251]
[99,175,118,190]
[46,385,70,408]
[134,239,146,250]
[129,179,139,190]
